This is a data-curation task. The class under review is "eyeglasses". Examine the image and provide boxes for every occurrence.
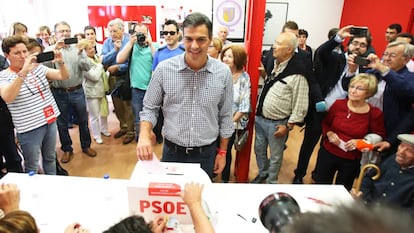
[351,41,367,48]
[161,31,177,36]
[57,29,71,34]
[382,52,398,58]
[349,85,367,91]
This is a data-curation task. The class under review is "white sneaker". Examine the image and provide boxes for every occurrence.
[95,137,103,144]
[101,132,111,137]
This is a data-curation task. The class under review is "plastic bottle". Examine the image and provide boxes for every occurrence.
[103,174,113,202]
[28,171,39,199]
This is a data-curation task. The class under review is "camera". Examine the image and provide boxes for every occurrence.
[350,27,368,36]
[63,37,78,45]
[136,32,146,46]
[36,51,55,63]
[354,56,370,66]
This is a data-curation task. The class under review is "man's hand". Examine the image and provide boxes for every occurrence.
[347,53,358,74]
[337,25,354,39]
[113,39,122,51]
[213,154,226,174]
[106,65,119,75]
[350,188,363,199]
[150,216,167,233]
[0,183,20,214]
[136,131,156,161]
[274,124,289,138]
[374,141,391,152]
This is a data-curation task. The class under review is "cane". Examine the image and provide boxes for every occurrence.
[354,164,381,194]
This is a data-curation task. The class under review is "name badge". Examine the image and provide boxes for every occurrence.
[43,105,56,124]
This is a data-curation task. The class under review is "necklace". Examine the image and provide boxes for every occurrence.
[347,109,351,119]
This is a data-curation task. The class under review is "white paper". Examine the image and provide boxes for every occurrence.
[140,153,166,174]
[338,139,348,152]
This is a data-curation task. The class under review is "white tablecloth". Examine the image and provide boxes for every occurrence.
[1,172,353,233]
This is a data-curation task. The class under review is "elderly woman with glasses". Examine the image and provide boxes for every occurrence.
[312,73,386,190]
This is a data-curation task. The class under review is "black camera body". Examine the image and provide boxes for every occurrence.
[136,32,146,46]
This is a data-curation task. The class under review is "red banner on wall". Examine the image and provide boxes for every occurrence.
[88,5,157,43]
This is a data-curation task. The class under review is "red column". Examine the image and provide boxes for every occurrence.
[235,0,266,182]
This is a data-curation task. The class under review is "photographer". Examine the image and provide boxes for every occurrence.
[117,23,158,143]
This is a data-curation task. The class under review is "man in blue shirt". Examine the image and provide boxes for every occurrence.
[102,18,135,145]
[152,19,185,144]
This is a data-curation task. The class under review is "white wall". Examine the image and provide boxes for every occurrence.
[0,0,343,49]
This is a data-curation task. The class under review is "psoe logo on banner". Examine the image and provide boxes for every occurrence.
[216,0,242,26]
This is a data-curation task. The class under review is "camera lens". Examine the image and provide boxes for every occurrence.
[259,192,301,233]
[136,32,146,45]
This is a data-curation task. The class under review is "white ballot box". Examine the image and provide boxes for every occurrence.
[128,160,212,224]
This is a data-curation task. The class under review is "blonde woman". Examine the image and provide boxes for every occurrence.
[207,37,223,59]
[79,39,110,144]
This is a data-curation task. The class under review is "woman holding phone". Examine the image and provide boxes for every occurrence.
[0,35,69,174]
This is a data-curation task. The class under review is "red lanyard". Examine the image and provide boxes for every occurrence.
[9,67,46,100]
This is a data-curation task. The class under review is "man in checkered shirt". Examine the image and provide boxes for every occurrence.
[136,13,234,178]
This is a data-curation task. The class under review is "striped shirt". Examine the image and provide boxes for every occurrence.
[140,53,234,147]
[262,58,309,123]
[0,65,60,133]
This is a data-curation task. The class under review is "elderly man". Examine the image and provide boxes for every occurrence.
[252,32,309,184]
[352,134,414,212]
[136,13,233,178]
[360,41,414,155]
[217,25,231,46]
[102,18,135,145]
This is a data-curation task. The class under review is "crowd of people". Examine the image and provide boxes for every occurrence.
[0,11,414,232]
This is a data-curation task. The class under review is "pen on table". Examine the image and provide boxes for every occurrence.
[237,213,247,221]
[166,173,184,175]
[306,197,332,206]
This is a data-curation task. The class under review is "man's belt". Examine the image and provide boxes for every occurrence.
[52,84,83,92]
[164,139,214,154]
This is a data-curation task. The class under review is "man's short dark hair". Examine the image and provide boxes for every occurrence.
[388,23,402,33]
[163,19,179,32]
[397,32,414,45]
[328,28,339,39]
[298,29,308,38]
[282,21,299,32]
[103,215,152,233]
[183,12,213,38]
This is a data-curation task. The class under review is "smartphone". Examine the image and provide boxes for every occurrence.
[64,37,78,44]
[354,56,370,66]
[36,51,55,63]
[350,27,368,36]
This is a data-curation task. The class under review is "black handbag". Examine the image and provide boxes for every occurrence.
[234,128,249,151]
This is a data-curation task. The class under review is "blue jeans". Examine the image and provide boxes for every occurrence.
[17,122,57,174]
[162,141,217,178]
[254,116,288,184]
[131,88,146,137]
[52,88,91,152]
